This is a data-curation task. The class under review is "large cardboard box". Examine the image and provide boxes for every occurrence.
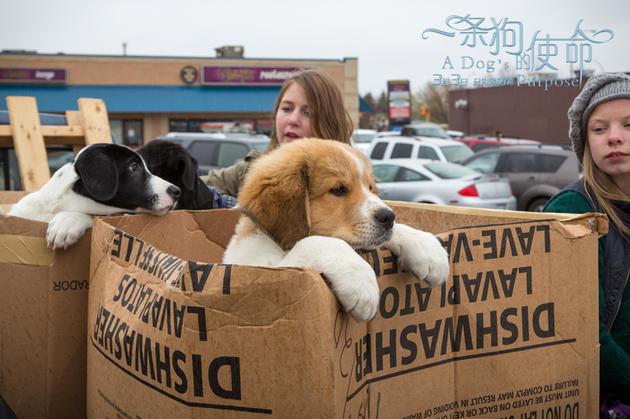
[0,192,90,419]
[87,203,603,418]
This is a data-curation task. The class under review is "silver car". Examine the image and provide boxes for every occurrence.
[373,159,517,210]
[461,145,581,211]
[156,132,269,175]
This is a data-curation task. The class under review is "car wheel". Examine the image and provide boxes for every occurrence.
[527,198,549,212]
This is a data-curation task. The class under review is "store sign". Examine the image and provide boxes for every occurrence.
[202,66,303,85]
[387,80,412,126]
[0,68,66,84]
[180,65,199,84]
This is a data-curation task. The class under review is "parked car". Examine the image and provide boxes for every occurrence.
[457,136,541,152]
[368,135,474,164]
[376,130,401,138]
[447,130,465,139]
[372,159,516,210]
[156,132,270,175]
[351,129,378,156]
[461,145,580,211]
[400,122,450,139]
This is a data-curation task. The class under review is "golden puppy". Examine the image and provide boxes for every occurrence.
[223,139,449,321]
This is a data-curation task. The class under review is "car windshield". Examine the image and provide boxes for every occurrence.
[440,145,474,163]
[251,142,269,151]
[424,162,479,179]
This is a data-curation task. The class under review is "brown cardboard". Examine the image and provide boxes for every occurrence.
[0,193,90,419]
[87,204,603,418]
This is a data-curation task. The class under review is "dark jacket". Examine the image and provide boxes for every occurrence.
[544,180,630,401]
[561,180,630,331]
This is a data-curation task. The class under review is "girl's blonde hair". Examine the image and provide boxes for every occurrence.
[268,70,353,150]
[582,144,630,235]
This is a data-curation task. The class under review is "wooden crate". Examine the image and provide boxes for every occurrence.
[0,96,112,192]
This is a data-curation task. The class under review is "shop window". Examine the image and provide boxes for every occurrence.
[110,120,123,143]
[187,120,202,132]
[110,119,143,146]
[256,119,273,135]
[169,119,188,132]
[169,118,268,134]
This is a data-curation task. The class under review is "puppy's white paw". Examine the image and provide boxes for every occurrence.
[327,258,380,322]
[47,212,93,250]
[280,236,380,321]
[386,223,450,286]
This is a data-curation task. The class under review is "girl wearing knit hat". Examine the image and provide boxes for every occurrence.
[544,73,630,413]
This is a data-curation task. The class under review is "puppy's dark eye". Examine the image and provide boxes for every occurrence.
[330,186,348,197]
[129,161,139,173]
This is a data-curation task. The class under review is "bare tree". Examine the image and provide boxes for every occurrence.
[376,91,388,114]
[363,92,376,111]
[414,82,449,124]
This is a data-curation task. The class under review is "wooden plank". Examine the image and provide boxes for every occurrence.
[65,110,85,154]
[0,125,86,147]
[6,96,50,192]
[42,125,84,137]
[78,98,112,145]
[65,110,83,126]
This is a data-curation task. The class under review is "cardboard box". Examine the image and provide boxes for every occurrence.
[87,203,603,418]
[0,193,90,419]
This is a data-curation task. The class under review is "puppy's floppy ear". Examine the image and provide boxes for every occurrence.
[74,144,119,201]
[176,154,198,191]
[238,151,311,250]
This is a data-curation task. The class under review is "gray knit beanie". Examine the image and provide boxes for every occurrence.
[568,72,630,163]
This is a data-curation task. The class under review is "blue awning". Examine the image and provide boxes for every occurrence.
[1,84,369,116]
[0,85,282,113]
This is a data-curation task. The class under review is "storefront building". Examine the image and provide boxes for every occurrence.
[0,50,359,145]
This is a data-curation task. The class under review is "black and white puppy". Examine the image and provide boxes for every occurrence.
[137,139,213,210]
[9,143,180,249]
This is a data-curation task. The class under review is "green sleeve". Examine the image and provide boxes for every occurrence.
[203,150,261,197]
[545,191,630,400]
[204,160,249,197]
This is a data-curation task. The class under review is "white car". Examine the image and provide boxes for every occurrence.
[373,159,517,210]
[376,130,401,137]
[368,135,474,164]
[351,129,378,156]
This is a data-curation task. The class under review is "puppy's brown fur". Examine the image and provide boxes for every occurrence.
[237,138,380,250]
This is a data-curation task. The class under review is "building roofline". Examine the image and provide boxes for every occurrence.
[0,50,357,63]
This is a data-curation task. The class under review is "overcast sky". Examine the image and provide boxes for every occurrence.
[2,0,629,95]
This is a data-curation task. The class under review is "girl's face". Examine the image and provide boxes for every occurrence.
[275,82,312,145]
[587,98,630,185]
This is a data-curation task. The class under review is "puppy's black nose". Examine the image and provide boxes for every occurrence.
[167,185,181,200]
[374,208,395,230]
